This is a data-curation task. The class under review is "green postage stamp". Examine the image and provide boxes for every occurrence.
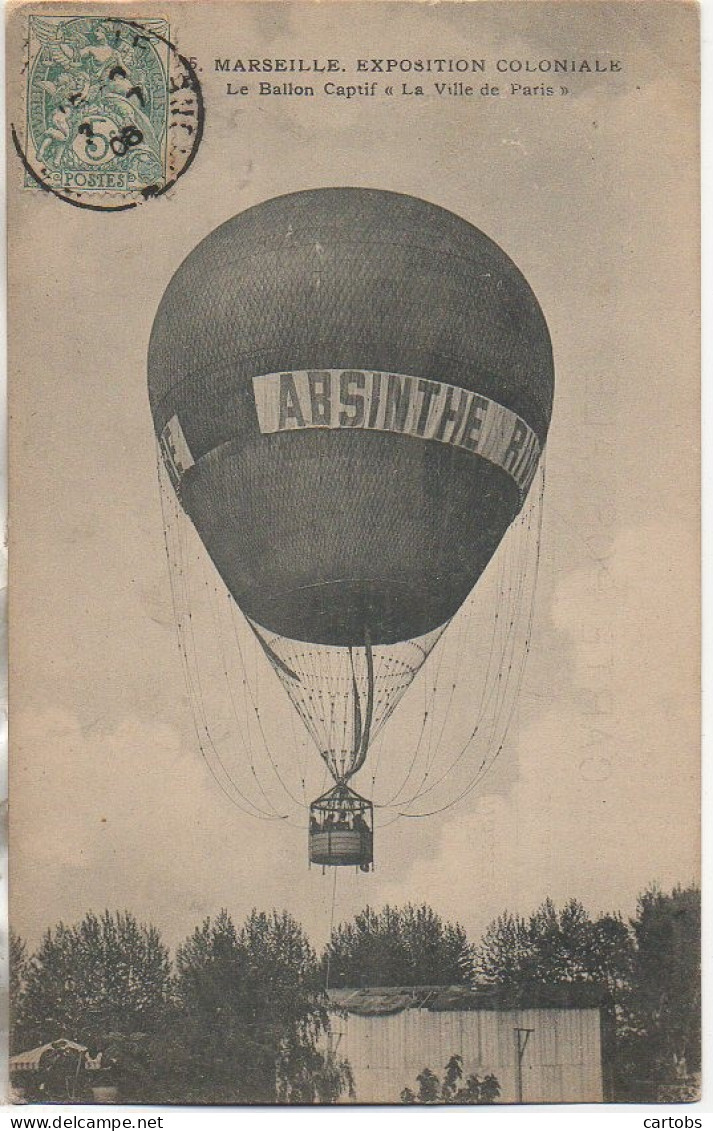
[24,15,171,195]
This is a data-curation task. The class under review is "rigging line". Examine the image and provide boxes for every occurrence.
[334,653,348,774]
[386,648,449,802]
[156,461,279,821]
[286,705,309,806]
[272,644,312,804]
[318,750,331,798]
[375,630,447,740]
[173,499,271,815]
[473,507,541,784]
[415,628,457,751]
[476,528,516,715]
[202,560,289,820]
[479,506,532,753]
[315,679,335,778]
[317,643,340,712]
[348,631,375,779]
[232,596,261,762]
[226,599,312,809]
[324,866,339,992]
[373,637,436,796]
[157,460,272,819]
[419,630,453,787]
[365,648,385,762]
[303,649,341,776]
[399,555,533,809]
[199,557,287,817]
[175,505,302,823]
[374,673,434,806]
[378,651,439,746]
[478,471,542,756]
[276,645,324,753]
[373,809,403,829]
[426,588,475,768]
[395,467,545,811]
[293,661,323,741]
[292,687,327,764]
[281,648,340,782]
[250,645,311,829]
[174,491,287,821]
[368,638,431,795]
[398,468,546,816]
[248,620,301,682]
[426,480,540,794]
[369,727,387,793]
[379,626,451,807]
[395,672,525,816]
[348,646,363,778]
[338,727,349,782]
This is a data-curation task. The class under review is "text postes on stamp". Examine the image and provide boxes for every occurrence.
[18,15,203,210]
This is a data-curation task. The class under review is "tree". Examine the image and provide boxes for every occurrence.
[470,898,633,992]
[471,888,701,1103]
[323,903,470,987]
[173,908,353,1104]
[9,929,28,1053]
[17,911,172,1049]
[614,884,700,1100]
[401,1054,500,1104]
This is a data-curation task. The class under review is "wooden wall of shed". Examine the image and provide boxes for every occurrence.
[328,1006,604,1104]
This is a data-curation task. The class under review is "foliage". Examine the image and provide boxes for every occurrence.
[613,884,700,1101]
[12,907,353,1105]
[400,1054,500,1105]
[323,903,470,987]
[171,908,353,1104]
[630,884,700,1069]
[16,911,173,1051]
[9,929,28,1053]
[470,888,701,1103]
[469,898,633,992]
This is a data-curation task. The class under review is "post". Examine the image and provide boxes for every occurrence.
[514,1027,535,1103]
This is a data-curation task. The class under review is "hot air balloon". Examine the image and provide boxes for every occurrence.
[148,188,554,870]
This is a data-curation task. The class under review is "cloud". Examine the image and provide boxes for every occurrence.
[376,521,699,942]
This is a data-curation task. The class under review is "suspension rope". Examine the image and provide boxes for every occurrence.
[324,866,339,992]
[156,451,281,821]
[393,461,546,816]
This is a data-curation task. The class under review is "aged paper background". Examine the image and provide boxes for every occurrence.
[7,0,698,1027]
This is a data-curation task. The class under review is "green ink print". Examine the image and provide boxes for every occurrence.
[26,16,170,193]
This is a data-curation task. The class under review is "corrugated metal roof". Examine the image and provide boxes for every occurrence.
[328,984,610,1016]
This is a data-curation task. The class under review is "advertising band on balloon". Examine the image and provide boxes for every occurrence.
[252,370,541,495]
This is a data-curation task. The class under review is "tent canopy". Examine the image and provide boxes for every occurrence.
[10,1039,87,1073]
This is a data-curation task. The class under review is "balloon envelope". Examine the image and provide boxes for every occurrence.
[148,189,554,646]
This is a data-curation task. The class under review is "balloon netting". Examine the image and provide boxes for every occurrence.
[157,449,545,828]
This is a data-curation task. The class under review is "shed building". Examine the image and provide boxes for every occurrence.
[327,984,611,1104]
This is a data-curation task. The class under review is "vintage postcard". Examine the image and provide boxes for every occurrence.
[6,0,700,1108]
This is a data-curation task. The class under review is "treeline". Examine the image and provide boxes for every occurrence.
[10,884,700,1103]
[11,909,352,1104]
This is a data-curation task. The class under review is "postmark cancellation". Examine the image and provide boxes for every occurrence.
[19,14,203,208]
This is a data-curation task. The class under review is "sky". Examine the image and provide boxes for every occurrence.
[8,1,699,956]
